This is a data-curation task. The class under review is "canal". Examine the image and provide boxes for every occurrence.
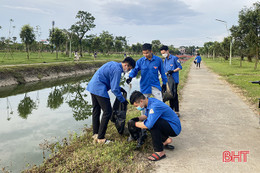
[0,72,140,172]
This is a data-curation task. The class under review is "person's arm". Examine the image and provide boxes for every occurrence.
[110,70,125,103]
[174,58,182,72]
[159,58,168,84]
[129,59,140,78]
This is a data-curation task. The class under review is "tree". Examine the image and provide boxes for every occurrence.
[238,2,260,69]
[50,28,67,59]
[17,94,36,119]
[20,24,35,59]
[99,31,114,54]
[70,11,95,57]
[115,40,123,52]
[151,40,161,55]
[203,42,214,58]
[92,36,101,53]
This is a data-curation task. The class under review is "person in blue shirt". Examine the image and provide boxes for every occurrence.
[160,45,182,116]
[195,53,202,68]
[129,91,181,161]
[126,43,167,102]
[87,57,136,144]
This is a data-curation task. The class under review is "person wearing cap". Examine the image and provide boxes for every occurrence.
[129,91,181,161]
[160,45,182,116]
[126,43,167,102]
[87,57,136,144]
[195,53,202,68]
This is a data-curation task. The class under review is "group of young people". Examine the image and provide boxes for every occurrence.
[86,43,182,161]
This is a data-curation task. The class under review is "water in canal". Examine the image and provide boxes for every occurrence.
[0,72,140,172]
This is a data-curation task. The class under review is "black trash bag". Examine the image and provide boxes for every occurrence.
[163,75,176,102]
[194,60,197,64]
[127,119,147,149]
[111,88,127,134]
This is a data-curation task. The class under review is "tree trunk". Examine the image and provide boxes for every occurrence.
[56,47,58,59]
[248,55,252,62]
[254,46,259,70]
[240,55,243,68]
[79,39,83,57]
[26,44,30,60]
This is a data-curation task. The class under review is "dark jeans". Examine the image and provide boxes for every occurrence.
[169,83,179,112]
[196,62,201,68]
[91,94,112,139]
[150,118,177,152]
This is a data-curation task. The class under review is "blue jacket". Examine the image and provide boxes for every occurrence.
[86,61,126,103]
[144,98,181,135]
[195,56,202,63]
[163,54,182,83]
[129,54,167,94]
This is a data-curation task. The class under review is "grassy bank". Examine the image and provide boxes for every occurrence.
[203,57,260,107]
[19,58,192,173]
[0,52,141,66]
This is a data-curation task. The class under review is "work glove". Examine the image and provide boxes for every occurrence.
[128,119,136,128]
[167,70,174,75]
[162,84,166,93]
[131,117,139,122]
[126,77,132,84]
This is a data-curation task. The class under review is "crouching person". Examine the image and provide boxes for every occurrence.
[129,91,181,161]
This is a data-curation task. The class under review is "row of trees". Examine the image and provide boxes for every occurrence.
[1,10,192,60]
[200,2,259,69]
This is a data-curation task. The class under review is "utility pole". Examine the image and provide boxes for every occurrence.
[216,19,232,65]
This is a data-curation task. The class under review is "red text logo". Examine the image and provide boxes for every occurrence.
[223,150,249,162]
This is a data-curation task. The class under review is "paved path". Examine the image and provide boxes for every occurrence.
[154,62,260,173]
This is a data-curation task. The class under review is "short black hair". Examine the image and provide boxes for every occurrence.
[142,43,152,51]
[160,45,169,51]
[122,56,136,68]
[197,53,200,56]
[130,90,145,105]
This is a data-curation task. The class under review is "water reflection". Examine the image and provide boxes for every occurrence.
[0,72,141,172]
[17,93,37,119]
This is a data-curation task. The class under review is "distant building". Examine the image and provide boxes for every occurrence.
[40,40,49,45]
[178,46,186,55]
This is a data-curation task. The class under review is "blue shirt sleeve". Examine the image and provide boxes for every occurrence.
[129,59,140,78]
[175,57,182,69]
[159,58,168,84]
[144,106,162,130]
[110,70,125,103]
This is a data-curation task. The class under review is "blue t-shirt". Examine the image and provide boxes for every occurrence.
[195,56,202,63]
[163,54,182,83]
[143,98,181,135]
[129,54,167,94]
[86,61,126,102]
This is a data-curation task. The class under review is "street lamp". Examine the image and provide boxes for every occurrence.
[216,19,233,65]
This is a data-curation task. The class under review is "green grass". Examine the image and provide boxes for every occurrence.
[0,51,141,65]
[203,57,260,106]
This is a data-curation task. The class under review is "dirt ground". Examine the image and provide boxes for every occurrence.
[153,62,260,173]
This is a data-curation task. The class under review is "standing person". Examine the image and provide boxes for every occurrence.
[126,43,167,102]
[160,45,182,117]
[129,91,181,161]
[87,57,136,144]
[195,53,202,68]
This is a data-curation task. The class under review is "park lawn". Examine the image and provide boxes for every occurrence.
[21,57,192,173]
[203,57,260,106]
[0,51,141,65]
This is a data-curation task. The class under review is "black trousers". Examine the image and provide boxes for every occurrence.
[91,94,112,139]
[169,83,179,112]
[196,62,201,68]
[150,118,177,152]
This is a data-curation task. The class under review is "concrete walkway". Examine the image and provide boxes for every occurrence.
[154,62,260,173]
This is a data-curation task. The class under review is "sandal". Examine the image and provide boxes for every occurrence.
[97,139,113,144]
[164,144,175,150]
[148,153,166,161]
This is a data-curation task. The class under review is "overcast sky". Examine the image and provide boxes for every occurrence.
[0,0,257,47]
